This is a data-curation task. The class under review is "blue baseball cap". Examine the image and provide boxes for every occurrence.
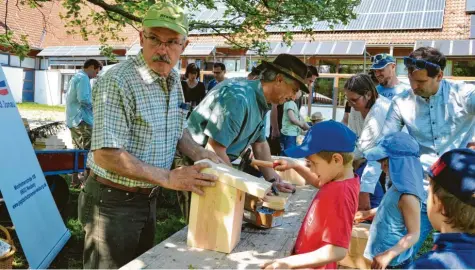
[428,149,475,207]
[370,53,396,70]
[283,120,357,158]
[365,132,420,161]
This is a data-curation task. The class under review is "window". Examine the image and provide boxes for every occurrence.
[338,60,372,74]
[453,60,475,76]
[223,59,240,72]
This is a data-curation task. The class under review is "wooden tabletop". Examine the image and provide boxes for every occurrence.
[121,185,317,270]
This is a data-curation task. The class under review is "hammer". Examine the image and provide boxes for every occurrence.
[238,148,275,170]
[238,149,280,195]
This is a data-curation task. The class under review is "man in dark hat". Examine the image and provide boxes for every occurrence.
[188,53,309,192]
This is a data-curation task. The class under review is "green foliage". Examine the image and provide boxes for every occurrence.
[16,102,65,112]
[4,0,360,59]
[0,31,30,61]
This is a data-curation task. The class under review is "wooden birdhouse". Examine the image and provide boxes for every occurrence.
[187,160,272,253]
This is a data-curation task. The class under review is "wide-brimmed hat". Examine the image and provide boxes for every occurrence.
[311,112,324,121]
[261,54,309,93]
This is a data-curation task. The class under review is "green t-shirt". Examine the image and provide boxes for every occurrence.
[281,100,301,136]
[187,79,271,161]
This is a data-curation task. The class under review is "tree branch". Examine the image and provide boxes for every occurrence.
[86,0,141,22]
[5,0,8,34]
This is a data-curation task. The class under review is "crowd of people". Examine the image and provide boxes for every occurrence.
[63,2,475,269]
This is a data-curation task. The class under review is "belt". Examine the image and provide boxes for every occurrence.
[91,172,159,196]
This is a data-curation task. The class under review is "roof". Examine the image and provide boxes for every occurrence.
[415,40,475,56]
[0,1,138,49]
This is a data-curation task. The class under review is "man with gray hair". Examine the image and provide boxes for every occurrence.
[78,2,221,268]
[188,54,309,193]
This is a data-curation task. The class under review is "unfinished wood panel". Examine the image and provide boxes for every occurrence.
[338,223,372,269]
[262,192,292,210]
[196,160,272,198]
[187,180,245,253]
[271,156,307,186]
[121,186,318,270]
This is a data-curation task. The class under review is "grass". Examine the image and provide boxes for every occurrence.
[17,102,65,112]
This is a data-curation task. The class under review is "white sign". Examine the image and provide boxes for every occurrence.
[0,67,70,268]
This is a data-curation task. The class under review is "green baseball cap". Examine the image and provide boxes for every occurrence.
[142,2,189,36]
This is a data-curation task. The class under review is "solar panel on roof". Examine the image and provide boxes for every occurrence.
[365,14,385,29]
[423,11,444,28]
[303,42,319,55]
[402,12,423,29]
[388,0,407,12]
[407,0,425,12]
[383,13,403,29]
[427,0,445,11]
[370,1,388,13]
[347,41,366,55]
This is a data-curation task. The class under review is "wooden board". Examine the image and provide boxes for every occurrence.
[338,223,372,269]
[271,156,307,186]
[187,181,245,253]
[121,185,318,270]
[196,159,272,198]
[262,192,292,210]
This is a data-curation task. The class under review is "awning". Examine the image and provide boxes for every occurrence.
[38,46,102,57]
[415,40,475,56]
[246,41,366,56]
[126,44,142,56]
[125,43,216,56]
[182,43,216,56]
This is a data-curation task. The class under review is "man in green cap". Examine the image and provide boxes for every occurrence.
[78,2,221,268]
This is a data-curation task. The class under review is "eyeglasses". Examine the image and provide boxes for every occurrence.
[347,95,364,105]
[403,57,441,73]
[143,33,183,49]
[370,54,391,64]
[213,71,222,75]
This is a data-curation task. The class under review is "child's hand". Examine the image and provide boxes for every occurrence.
[273,159,297,171]
[354,210,373,224]
[371,251,393,270]
[260,259,291,270]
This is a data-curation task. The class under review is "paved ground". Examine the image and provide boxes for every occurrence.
[19,110,74,149]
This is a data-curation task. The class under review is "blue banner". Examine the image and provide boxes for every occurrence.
[0,67,70,268]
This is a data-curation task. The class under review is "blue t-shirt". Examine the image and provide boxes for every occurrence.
[376,82,410,100]
[207,79,218,91]
[407,233,475,269]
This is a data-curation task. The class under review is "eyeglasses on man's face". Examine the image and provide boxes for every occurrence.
[143,33,183,49]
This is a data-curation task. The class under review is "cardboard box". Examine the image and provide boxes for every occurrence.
[338,223,372,269]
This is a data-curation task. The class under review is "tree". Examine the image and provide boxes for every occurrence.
[2,0,360,58]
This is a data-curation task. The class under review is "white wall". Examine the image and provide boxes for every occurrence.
[2,66,24,103]
[35,70,61,105]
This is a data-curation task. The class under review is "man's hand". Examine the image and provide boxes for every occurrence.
[467,142,475,150]
[371,251,394,270]
[196,148,225,164]
[260,260,291,270]
[274,179,295,193]
[167,163,218,196]
[273,159,298,171]
[358,192,371,211]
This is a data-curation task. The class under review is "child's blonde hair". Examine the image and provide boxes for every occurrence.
[316,151,354,166]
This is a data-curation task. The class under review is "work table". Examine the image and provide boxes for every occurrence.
[121,185,317,269]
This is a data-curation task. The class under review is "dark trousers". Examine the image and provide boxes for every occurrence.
[78,174,157,269]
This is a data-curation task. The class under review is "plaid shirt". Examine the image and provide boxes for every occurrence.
[87,52,187,187]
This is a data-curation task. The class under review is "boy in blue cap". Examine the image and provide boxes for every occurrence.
[408,149,475,269]
[355,132,424,269]
[260,120,359,269]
